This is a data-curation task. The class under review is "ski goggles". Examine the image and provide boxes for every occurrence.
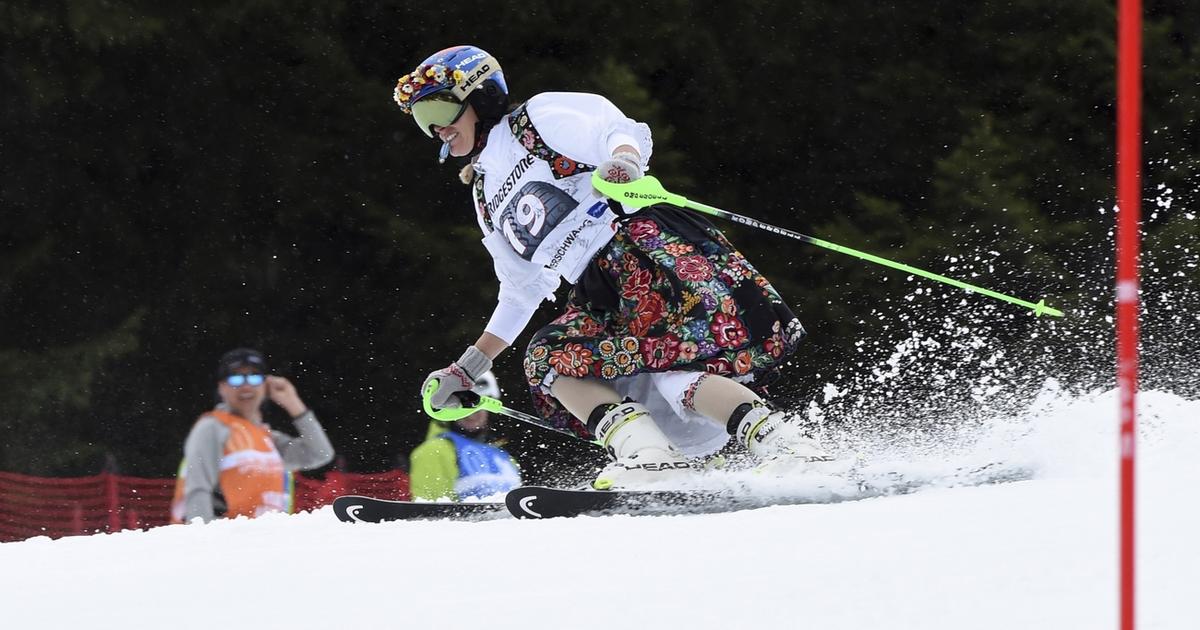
[224,373,266,387]
[411,95,467,138]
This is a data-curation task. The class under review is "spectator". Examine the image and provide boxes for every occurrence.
[409,371,521,501]
[171,348,335,523]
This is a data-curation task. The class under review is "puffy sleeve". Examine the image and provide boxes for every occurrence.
[481,230,561,345]
[524,92,653,170]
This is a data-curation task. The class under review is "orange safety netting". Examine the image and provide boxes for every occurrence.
[0,469,409,543]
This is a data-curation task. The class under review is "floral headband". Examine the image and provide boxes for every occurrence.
[393,63,466,114]
[394,53,500,114]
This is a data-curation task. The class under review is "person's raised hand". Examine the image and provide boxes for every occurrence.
[266,375,307,417]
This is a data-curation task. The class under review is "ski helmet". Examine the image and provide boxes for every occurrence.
[394,45,509,138]
[471,370,501,398]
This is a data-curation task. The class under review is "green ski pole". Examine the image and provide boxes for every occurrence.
[422,379,601,445]
[592,173,1064,318]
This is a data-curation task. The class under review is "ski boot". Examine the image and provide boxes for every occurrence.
[730,401,840,475]
[589,401,694,490]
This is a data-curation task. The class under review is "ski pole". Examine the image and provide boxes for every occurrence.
[422,379,601,445]
[592,173,1064,318]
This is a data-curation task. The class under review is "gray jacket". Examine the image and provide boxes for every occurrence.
[180,407,335,522]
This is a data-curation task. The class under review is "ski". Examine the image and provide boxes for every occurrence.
[505,486,724,519]
[332,463,1036,522]
[503,462,1037,519]
[332,495,506,523]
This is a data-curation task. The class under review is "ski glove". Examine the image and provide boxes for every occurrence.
[421,345,493,410]
[596,151,643,184]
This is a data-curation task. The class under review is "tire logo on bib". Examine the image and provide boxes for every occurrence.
[498,181,577,259]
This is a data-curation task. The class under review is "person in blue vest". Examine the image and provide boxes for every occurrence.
[409,371,521,500]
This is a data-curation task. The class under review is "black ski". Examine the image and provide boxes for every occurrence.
[333,463,1036,522]
[504,462,1037,519]
[332,495,506,523]
[505,486,726,519]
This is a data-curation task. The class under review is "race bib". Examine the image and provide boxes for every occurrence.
[497,181,578,260]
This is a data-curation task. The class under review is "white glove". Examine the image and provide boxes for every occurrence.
[596,151,643,184]
[421,346,493,410]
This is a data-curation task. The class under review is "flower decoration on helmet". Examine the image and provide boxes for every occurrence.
[393,45,506,114]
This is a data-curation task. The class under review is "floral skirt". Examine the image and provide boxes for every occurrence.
[523,206,806,437]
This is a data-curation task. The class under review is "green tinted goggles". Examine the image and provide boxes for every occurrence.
[411,98,468,138]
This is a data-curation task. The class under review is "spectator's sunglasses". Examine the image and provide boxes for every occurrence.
[225,373,266,387]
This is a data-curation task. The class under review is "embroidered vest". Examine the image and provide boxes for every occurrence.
[472,102,597,232]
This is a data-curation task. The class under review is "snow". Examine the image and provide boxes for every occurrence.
[1,387,1197,630]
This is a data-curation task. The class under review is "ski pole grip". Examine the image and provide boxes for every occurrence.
[422,379,502,422]
[590,173,689,209]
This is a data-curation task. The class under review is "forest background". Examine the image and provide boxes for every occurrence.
[2,1,1196,481]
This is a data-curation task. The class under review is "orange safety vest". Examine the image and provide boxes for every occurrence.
[171,409,294,523]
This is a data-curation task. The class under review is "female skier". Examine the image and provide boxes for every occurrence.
[400,45,830,488]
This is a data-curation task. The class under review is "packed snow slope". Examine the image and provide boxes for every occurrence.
[1,387,1196,630]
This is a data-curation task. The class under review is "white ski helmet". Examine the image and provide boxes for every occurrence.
[471,370,500,398]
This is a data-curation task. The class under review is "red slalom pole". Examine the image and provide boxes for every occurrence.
[1116,1,1141,629]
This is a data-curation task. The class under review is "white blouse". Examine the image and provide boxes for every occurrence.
[469,92,654,345]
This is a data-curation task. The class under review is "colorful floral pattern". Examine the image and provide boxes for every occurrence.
[508,104,595,179]
[524,208,807,435]
[548,342,594,378]
[472,175,491,231]
[393,63,467,112]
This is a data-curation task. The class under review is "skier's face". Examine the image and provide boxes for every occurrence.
[455,409,490,435]
[432,104,478,158]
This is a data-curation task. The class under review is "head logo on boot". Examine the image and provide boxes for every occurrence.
[595,403,648,446]
[738,413,776,449]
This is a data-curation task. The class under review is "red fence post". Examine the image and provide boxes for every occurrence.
[104,472,121,534]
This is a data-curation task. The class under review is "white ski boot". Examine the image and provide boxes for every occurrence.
[590,401,694,490]
[733,401,838,475]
